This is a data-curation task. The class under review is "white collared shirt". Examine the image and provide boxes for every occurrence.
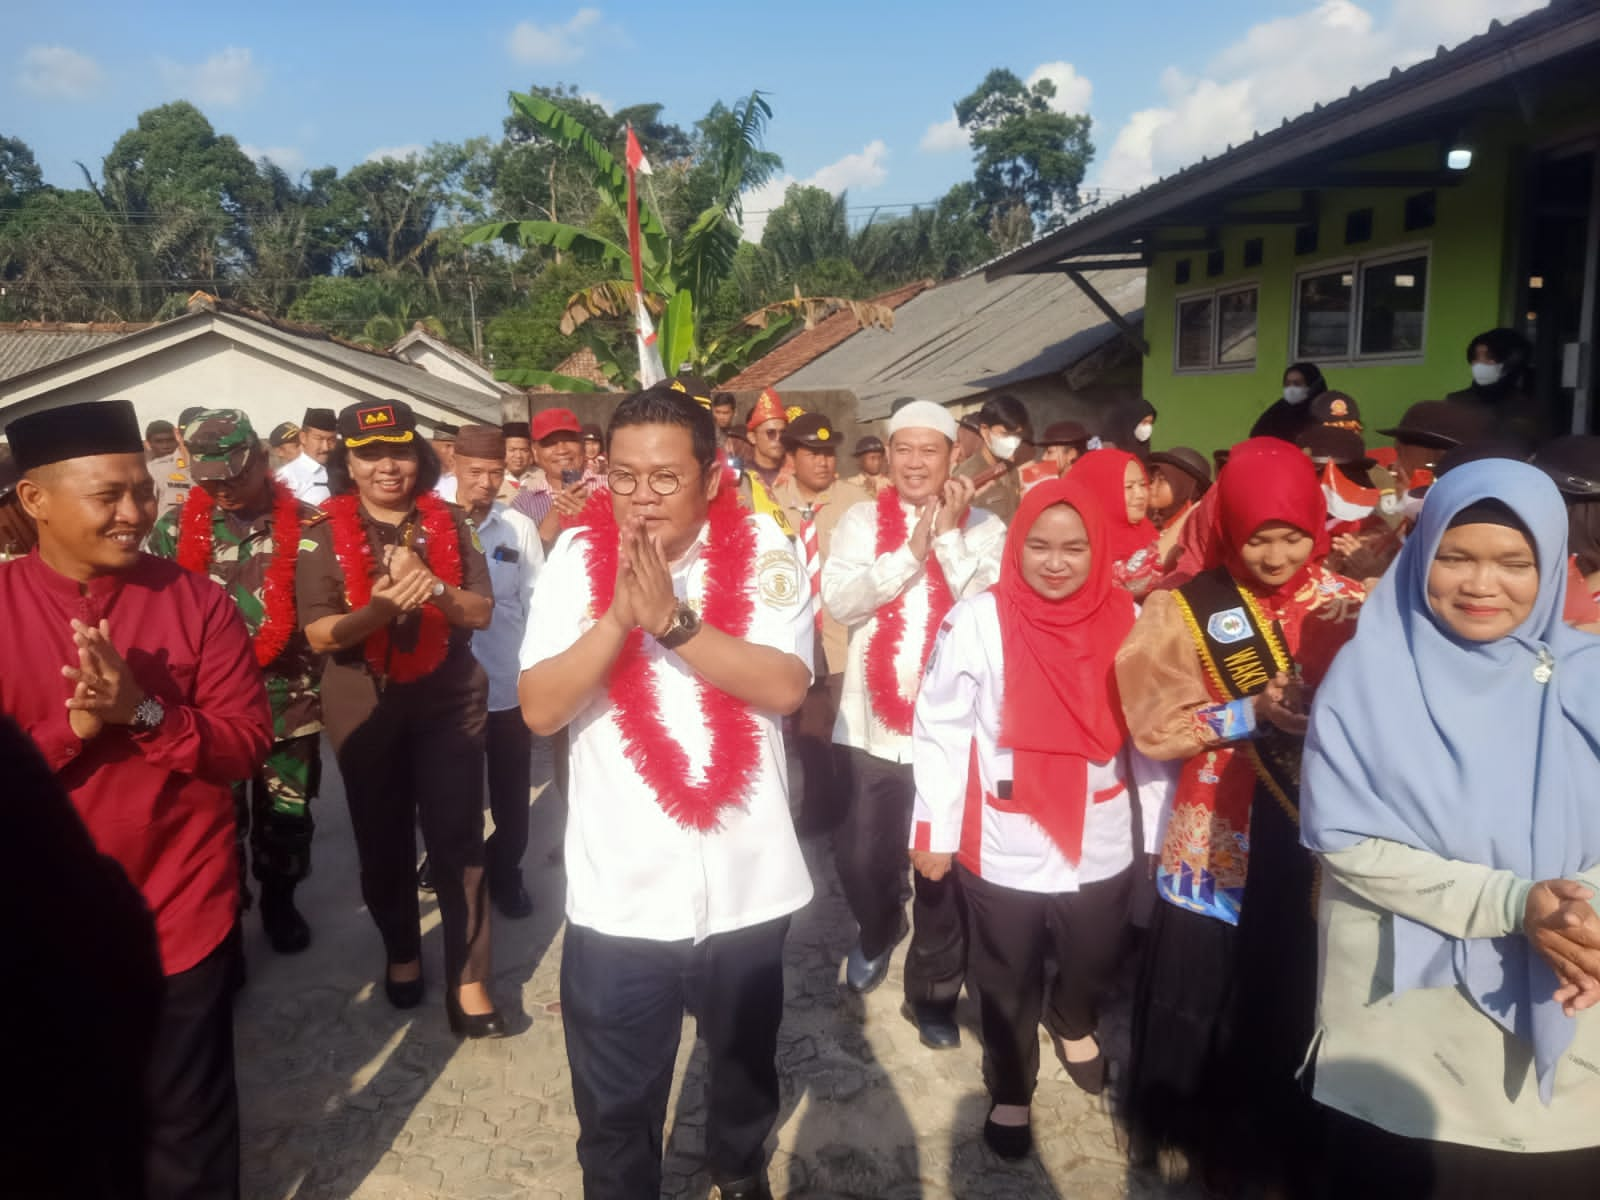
[469,503,544,712]
[822,495,1006,763]
[912,592,1170,893]
[518,512,816,942]
[275,453,329,505]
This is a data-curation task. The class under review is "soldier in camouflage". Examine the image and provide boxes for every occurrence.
[147,409,327,954]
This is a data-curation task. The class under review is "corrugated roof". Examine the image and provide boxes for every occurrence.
[722,280,935,391]
[777,268,1144,420]
[0,322,156,382]
[987,0,1600,277]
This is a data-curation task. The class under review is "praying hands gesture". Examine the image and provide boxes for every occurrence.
[1524,879,1600,1016]
[61,618,147,740]
[607,517,678,638]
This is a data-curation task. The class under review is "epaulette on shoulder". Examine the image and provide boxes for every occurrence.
[299,507,328,528]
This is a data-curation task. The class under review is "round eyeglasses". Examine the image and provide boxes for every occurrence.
[606,468,694,496]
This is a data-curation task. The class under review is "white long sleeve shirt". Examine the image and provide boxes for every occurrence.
[822,495,1006,763]
[274,453,329,505]
[911,591,1170,893]
[469,503,544,712]
[518,513,815,943]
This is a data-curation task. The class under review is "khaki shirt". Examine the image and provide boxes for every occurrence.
[148,450,193,519]
[771,475,870,677]
[845,471,889,497]
[953,452,1021,525]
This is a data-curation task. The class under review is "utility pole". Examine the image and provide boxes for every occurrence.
[468,277,482,361]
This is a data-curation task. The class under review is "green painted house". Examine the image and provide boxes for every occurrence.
[986,1,1600,453]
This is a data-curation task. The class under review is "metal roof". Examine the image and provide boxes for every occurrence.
[987,0,1600,278]
[0,323,155,382]
[777,268,1145,420]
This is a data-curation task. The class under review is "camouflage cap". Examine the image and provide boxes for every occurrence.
[184,409,262,482]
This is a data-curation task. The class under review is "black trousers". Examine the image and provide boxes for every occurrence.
[834,746,966,1008]
[961,865,1134,1105]
[484,706,533,887]
[324,654,492,989]
[561,918,790,1199]
[145,932,241,1200]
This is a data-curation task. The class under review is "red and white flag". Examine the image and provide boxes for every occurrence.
[624,124,664,386]
[1321,461,1383,528]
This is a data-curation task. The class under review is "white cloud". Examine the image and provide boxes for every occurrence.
[919,59,1092,156]
[18,45,103,100]
[1026,61,1093,114]
[739,141,891,242]
[1090,0,1547,194]
[920,111,969,154]
[509,8,602,65]
[157,47,265,107]
[364,144,426,163]
[241,144,305,174]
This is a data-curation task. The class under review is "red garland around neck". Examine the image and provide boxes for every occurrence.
[576,488,762,831]
[176,480,303,668]
[866,485,955,735]
[322,492,463,683]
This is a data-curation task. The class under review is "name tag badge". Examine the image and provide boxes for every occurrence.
[492,546,520,564]
[1207,606,1252,645]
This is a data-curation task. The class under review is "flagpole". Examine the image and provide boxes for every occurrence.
[625,123,665,387]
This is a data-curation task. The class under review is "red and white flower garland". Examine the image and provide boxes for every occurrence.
[323,492,462,683]
[576,487,761,831]
[865,485,954,735]
[176,479,303,668]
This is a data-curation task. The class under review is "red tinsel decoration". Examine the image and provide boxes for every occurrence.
[865,485,954,735]
[176,480,303,668]
[576,486,761,831]
[323,492,463,683]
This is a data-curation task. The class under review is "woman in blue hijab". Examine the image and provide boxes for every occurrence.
[1303,459,1600,1197]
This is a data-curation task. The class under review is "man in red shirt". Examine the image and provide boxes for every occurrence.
[0,398,273,1200]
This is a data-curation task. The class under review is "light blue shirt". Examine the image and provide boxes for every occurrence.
[469,502,544,711]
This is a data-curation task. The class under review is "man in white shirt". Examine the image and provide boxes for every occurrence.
[519,384,813,1200]
[821,399,1006,1049]
[275,407,335,504]
[452,425,545,918]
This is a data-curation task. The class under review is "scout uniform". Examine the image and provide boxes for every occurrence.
[147,410,327,954]
[953,448,1022,524]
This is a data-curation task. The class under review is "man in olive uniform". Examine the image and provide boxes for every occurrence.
[147,409,328,954]
[770,412,869,831]
[149,405,204,518]
[951,395,1032,524]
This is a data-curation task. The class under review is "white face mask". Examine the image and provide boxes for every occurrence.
[1133,420,1154,444]
[1283,385,1310,406]
[1471,361,1503,387]
[988,432,1023,462]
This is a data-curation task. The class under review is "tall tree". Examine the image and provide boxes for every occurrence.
[0,135,45,207]
[955,69,1093,239]
[761,185,851,276]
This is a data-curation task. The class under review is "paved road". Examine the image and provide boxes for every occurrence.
[235,741,1195,1199]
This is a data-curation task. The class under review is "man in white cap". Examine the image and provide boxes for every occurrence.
[821,399,1005,1049]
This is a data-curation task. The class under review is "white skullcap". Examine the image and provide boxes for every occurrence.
[887,400,957,442]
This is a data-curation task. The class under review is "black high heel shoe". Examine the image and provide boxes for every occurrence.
[446,991,508,1039]
[384,964,424,1010]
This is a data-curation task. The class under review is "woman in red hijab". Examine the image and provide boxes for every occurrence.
[1112,437,1364,1194]
[909,476,1167,1161]
[1070,448,1162,597]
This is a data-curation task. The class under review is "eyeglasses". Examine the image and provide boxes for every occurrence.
[758,428,785,440]
[607,468,696,496]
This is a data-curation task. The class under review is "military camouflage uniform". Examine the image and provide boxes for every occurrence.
[147,416,325,891]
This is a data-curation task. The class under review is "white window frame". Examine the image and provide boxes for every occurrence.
[1291,242,1433,365]
[1172,280,1260,374]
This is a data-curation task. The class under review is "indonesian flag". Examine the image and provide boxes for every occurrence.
[1321,460,1390,534]
[634,292,666,388]
[624,124,653,177]
[623,124,664,386]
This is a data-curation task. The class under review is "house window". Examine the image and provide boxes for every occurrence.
[1175,283,1259,372]
[1292,246,1430,363]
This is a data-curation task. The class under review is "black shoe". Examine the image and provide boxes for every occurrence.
[1054,1036,1107,1095]
[490,874,533,920]
[259,883,311,955]
[416,854,434,893]
[446,992,509,1039]
[902,1001,961,1050]
[983,1112,1033,1160]
[714,1175,773,1200]
[384,965,424,1010]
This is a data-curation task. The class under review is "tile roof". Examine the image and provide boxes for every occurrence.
[0,322,156,382]
[721,280,934,391]
[532,346,616,392]
[778,268,1144,420]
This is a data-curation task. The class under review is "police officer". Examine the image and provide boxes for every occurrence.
[149,405,203,518]
[294,399,507,1037]
[147,409,328,953]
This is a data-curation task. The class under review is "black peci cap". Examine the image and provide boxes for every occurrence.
[302,408,338,433]
[6,399,144,472]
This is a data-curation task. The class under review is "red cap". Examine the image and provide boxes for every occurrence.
[530,408,583,442]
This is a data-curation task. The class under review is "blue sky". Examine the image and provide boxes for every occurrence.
[7,0,1545,237]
